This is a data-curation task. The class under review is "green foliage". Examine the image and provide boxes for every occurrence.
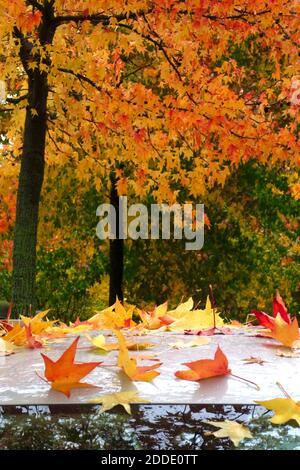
[124,162,300,319]
[0,162,299,322]
[0,269,11,305]
[36,247,107,321]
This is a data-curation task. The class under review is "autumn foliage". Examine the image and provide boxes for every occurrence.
[0,1,299,315]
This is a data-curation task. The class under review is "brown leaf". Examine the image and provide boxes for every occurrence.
[242,356,268,366]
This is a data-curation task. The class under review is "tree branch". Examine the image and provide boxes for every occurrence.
[57,68,102,92]
[52,9,152,27]
[6,94,28,104]
[25,1,44,13]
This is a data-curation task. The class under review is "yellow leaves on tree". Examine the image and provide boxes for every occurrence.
[2,0,299,205]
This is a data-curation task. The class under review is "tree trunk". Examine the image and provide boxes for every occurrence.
[11,75,48,317]
[11,4,56,317]
[109,176,124,305]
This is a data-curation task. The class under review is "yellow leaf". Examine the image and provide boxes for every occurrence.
[203,420,252,447]
[114,329,161,381]
[20,309,51,325]
[86,334,154,352]
[167,297,194,319]
[138,301,168,330]
[168,337,210,349]
[89,391,149,414]
[170,296,223,331]
[269,316,299,348]
[256,398,300,426]
[51,324,93,335]
[88,300,135,329]
[0,337,15,355]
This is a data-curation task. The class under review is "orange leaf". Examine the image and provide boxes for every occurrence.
[175,346,231,381]
[41,337,101,397]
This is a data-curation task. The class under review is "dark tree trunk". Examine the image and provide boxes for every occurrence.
[11,77,48,317]
[109,176,124,306]
[11,7,55,317]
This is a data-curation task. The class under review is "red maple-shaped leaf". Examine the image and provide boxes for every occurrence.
[175,346,231,381]
[251,310,275,330]
[273,290,290,323]
[25,324,43,349]
[252,290,291,330]
[41,337,101,397]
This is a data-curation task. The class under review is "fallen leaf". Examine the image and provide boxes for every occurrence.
[138,301,168,330]
[242,356,268,366]
[159,297,194,326]
[71,317,91,327]
[49,323,93,335]
[86,334,154,352]
[276,350,300,358]
[252,290,291,330]
[169,338,210,349]
[115,330,161,381]
[203,420,252,447]
[229,320,244,327]
[20,309,51,326]
[89,391,149,414]
[133,354,160,362]
[41,337,102,397]
[273,290,290,323]
[175,346,230,381]
[2,310,55,347]
[1,323,26,347]
[170,297,224,332]
[184,327,232,336]
[127,341,155,351]
[256,398,300,425]
[269,316,299,348]
[0,320,13,333]
[88,300,136,329]
[167,297,194,319]
[25,324,43,349]
[0,338,15,356]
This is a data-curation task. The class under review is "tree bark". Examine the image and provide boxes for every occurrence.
[11,6,55,317]
[109,176,124,305]
[11,77,48,316]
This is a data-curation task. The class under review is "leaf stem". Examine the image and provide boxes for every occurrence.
[209,284,216,329]
[276,381,292,399]
[230,373,260,390]
[35,371,49,384]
